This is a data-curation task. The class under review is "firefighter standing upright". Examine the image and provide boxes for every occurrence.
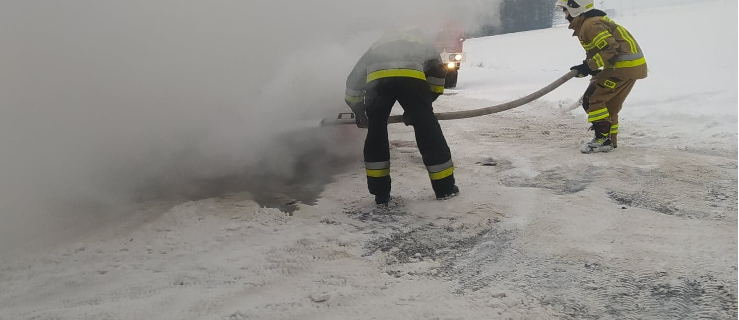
[344,28,459,205]
[556,0,648,153]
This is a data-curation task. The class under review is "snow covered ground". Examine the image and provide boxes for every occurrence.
[1,1,736,319]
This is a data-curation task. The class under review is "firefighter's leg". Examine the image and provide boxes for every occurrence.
[582,75,641,153]
[582,80,597,113]
[364,93,395,203]
[582,80,616,153]
[396,79,457,199]
[604,79,636,148]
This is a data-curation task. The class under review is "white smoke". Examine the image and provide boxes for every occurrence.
[0,0,504,253]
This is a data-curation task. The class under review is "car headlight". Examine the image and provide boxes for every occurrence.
[454,54,463,61]
[447,62,456,69]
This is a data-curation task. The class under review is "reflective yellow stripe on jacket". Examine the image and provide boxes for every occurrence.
[611,52,646,68]
[367,69,426,83]
[366,61,426,83]
[581,30,613,50]
[344,88,364,106]
[597,17,646,70]
[365,61,442,94]
[427,76,445,94]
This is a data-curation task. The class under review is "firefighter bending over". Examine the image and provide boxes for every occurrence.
[344,28,460,205]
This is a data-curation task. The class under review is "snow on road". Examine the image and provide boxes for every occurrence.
[1,1,736,319]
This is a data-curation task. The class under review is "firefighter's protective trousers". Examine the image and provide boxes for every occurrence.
[363,77,455,198]
[583,76,637,147]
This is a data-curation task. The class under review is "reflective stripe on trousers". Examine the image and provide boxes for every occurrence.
[427,159,454,180]
[588,107,610,122]
[366,161,390,178]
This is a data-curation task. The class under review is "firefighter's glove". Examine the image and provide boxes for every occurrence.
[351,107,368,129]
[570,62,592,78]
[355,113,368,128]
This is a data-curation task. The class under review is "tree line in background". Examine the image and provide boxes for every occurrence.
[469,0,557,38]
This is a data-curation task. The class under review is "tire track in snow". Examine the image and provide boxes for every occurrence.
[347,197,738,320]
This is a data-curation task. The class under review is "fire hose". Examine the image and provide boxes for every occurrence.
[320,70,578,126]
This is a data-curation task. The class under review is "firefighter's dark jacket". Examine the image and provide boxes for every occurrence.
[344,31,447,111]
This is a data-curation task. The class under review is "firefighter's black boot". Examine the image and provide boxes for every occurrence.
[435,185,460,200]
[375,193,390,205]
[581,122,613,154]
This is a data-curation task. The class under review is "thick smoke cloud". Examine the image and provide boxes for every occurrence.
[0,0,502,253]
